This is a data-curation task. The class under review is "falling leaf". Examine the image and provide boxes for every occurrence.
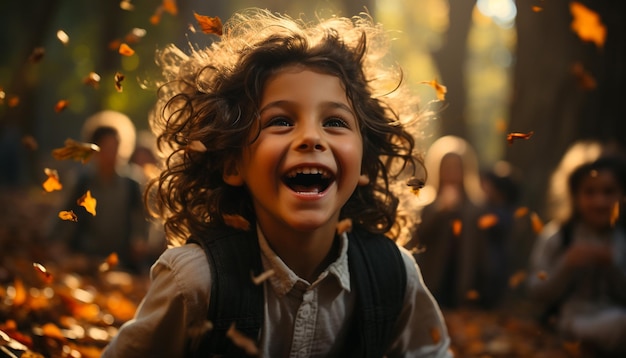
[336,218,352,235]
[120,0,134,11]
[226,323,259,356]
[532,6,543,12]
[42,168,62,192]
[56,30,69,46]
[477,213,499,229]
[407,177,425,196]
[420,79,447,101]
[162,0,177,15]
[193,12,223,36]
[99,253,119,272]
[58,210,78,222]
[29,47,45,63]
[507,131,534,145]
[78,190,97,216]
[251,269,275,285]
[52,138,100,163]
[124,28,147,44]
[54,99,69,113]
[536,271,548,280]
[570,2,606,48]
[41,323,65,341]
[430,327,441,344]
[83,72,101,88]
[610,201,619,227]
[508,270,527,289]
[571,62,596,90]
[465,289,480,301]
[222,214,250,231]
[114,72,125,92]
[108,39,123,51]
[514,207,529,218]
[11,278,27,306]
[150,6,164,25]
[530,212,544,234]
[21,135,38,151]
[452,219,462,236]
[187,140,207,152]
[118,43,135,56]
[33,263,53,285]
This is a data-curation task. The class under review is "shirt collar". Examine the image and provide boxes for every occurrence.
[257,226,351,297]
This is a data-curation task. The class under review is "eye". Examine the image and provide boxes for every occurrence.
[324,116,350,128]
[265,116,292,127]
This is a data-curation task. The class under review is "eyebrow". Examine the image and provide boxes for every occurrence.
[259,100,355,116]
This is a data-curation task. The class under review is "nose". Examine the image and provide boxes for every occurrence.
[295,123,326,152]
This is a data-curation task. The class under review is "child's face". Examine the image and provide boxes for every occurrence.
[574,169,623,230]
[229,66,366,234]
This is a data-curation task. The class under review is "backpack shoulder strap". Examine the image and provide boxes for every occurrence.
[345,228,407,358]
[187,227,264,357]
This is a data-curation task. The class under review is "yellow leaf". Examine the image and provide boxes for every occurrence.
[118,43,135,56]
[420,79,447,101]
[193,12,223,36]
[42,168,62,192]
[530,212,544,234]
[570,2,606,48]
[78,190,97,216]
[477,213,499,229]
[58,210,78,222]
[52,138,100,163]
[452,219,463,236]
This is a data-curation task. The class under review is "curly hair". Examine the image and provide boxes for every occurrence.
[147,9,426,246]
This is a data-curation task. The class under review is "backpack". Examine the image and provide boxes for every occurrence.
[188,225,407,357]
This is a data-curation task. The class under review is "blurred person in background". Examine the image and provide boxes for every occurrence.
[47,110,148,273]
[527,156,626,355]
[410,135,488,309]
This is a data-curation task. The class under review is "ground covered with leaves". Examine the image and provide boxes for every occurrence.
[0,188,579,358]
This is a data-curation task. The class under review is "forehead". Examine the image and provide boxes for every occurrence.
[261,65,349,103]
[579,169,621,190]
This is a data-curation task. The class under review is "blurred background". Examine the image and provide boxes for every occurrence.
[1,0,624,217]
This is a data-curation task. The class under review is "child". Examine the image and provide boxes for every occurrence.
[528,156,626,354]
[103,9,451,357]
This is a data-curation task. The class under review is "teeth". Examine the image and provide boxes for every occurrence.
[285,167,331,178]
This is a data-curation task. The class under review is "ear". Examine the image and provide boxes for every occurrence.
[223,160,244,187]
[358,173,370,186]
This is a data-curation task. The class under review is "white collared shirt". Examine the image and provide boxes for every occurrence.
[102,229,452,357]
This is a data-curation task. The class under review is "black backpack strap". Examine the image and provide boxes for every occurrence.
[345,228,407,358]
[187,227,264,357]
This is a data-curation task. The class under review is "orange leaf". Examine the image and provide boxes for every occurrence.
[570,2,606,48]
[610,201,619,227]
[78,190,97,216]
[452,219,463,236]
[507,131,534,145]
[477,213,499,229]
[7,95,20,107]
[193,12,223,36]
[99,252,119,272]
[33,263,54,284]
[118,43,135,56]
[114,72,125,92]
[58,210,78,222]
[465,289,480,301]
[42,168,63,192]
[571,62,597,90]
[162,0,177,15]
[508,270,527,289]
[12,278,27,306]
[420,79,447,101]
[530,212,544,234]
[531,6,543,12]
[514,206,529,218]
[336,218,353,235]
[52,138,100,163]
[54,99,69,113]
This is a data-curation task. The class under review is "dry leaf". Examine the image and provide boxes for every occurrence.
[193,12,223,36]
[33,263,53,285]
[150,5,164,25]
[226,323,259,356]
[532,6,543,12]
[118,43,135,56]
[508,270,527,289]
[251,269,275,285]
[514,206,529,218]
[114,72,125,92]
[506,131,534,145]
[570,2,606,48]
[54,99,69,113]
[58,210,78,222]
[610,201,619,227]
[477,213,499,229]
[99,253,119,272]
[42,168,62,192]
[420,79,447,101]
[187,140,207,152]
[78,190,97,216]
[162,0,177,15]
[29,47,45,63]
[11,278,27,306]
[452,219,463,237]
[52,138,100,163]
[222,214,250,231]
[41,323,65,341]
[56,30,69,46]
[530,212,544,234]
[83,72,101,88]
[336,218,352,235]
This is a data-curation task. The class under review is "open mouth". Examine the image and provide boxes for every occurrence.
[283,167,334,194]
